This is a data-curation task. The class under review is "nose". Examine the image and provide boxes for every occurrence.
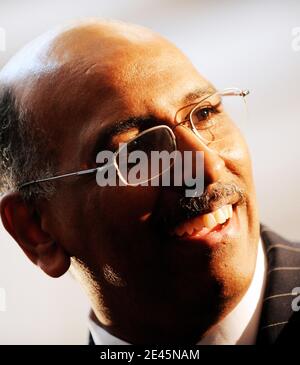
[174,125,226,186]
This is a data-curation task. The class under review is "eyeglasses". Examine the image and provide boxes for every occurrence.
[19,87,249,189]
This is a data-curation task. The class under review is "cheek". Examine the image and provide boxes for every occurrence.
[213,126,259,230]
[80,185,162,278]
[48,184,161,269]
[218,126,253,183]
[222,144,252,179]
[93,184,160,237]
[217,128,260,256]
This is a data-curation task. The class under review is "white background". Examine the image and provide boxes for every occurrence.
[0,0,299,344]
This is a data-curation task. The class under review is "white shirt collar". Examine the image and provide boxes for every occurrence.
[89,316,129,345]
[88,237,266,345]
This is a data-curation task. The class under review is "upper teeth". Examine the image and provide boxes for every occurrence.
[174,204,233,237]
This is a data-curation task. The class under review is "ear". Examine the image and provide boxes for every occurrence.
[0,192,70,278]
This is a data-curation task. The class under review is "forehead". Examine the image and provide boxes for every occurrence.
[12,30,212,169]
[20,30,209,118]
[83,45,208,115]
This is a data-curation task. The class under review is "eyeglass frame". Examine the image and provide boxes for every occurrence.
[18,87,249,189]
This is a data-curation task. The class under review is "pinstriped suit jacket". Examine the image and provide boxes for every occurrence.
[257,224,300,344]
[88,224,300,345]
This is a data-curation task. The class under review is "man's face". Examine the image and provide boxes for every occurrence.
[14,24,260,341]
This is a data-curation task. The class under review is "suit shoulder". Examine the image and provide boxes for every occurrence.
[260,224,300,251]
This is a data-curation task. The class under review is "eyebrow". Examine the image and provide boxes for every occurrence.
[182,85,217,105]
[103,116,157,143]
[90,116,158,158]
[90,86,217,156]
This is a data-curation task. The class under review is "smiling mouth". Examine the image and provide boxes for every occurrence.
[172,204,234,238]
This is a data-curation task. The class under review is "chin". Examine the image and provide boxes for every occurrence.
[158,203,259,323]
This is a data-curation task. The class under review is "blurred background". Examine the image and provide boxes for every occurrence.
[0,0,299,344]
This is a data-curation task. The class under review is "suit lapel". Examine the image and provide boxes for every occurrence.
[256,224,300,344]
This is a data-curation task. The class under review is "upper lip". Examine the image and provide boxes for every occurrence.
[152,187,243,236]
[172,200,237,233]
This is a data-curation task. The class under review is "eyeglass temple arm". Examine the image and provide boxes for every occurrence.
[221,88,250,97]
[19,163,114,189]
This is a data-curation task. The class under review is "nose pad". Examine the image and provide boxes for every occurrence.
[172,125,226,191]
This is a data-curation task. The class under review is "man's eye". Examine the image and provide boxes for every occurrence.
[195,107,214,121]
[191,105,218,129]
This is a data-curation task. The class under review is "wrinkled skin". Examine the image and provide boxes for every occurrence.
[0,21,259,343]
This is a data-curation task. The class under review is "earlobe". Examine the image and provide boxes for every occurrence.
[0,192,70,278]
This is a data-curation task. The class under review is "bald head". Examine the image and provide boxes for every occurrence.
[0,20,181,92]
[0,19,203,198]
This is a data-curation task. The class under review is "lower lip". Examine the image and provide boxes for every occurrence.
[172,206,240,247]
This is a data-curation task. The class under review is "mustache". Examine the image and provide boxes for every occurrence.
[156,182,246,230]
[178,182,246,220]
